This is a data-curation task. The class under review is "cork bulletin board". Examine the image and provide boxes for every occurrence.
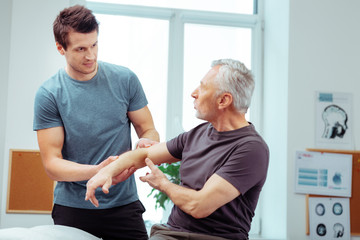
[305,149,360,236]
[6,149,54,214]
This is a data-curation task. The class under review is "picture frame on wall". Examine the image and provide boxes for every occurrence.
[315,92,353,150]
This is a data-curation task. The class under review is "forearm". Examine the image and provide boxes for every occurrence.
[139,128,160,142]
[86,143,176,207]
[103,149,149,177]
[139,158,208,218]
[43,157,100,182]
[85,148,151,206]
[161,181,209,219]
[161,174,240,219]
[106,142,173,178]
[129,106,160,142]
[37,127,98,182]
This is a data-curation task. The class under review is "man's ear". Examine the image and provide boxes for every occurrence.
[218,93,233,109]
[56,42,65,55]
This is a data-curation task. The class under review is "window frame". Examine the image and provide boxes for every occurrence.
[87,1,264,235]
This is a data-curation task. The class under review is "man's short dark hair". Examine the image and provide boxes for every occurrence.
[53,5,99,50]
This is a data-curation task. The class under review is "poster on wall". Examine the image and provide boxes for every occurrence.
[294,151,352,197]
[308,197,350,240]
[315,92,353,150]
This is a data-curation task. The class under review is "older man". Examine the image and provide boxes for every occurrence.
[86,59,269,240]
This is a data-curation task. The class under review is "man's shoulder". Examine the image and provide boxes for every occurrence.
[98,61,132,74]
[98,62,139,85]
[37,69,64,94]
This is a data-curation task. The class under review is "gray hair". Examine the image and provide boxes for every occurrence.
[211,59,255,113]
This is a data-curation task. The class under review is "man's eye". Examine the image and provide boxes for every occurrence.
[77,48,84,51]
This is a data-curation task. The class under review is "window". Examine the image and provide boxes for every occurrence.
[88,0,255,14]
[96,14,168,141]
[183,24,252,130]
[87,0,263,234]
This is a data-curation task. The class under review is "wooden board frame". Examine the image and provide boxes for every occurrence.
[6,149,54,214]
[305,148,360,236]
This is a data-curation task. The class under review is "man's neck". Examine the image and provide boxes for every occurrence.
[211,112,249,132]
[65,62,98,81]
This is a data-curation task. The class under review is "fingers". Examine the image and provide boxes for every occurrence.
[89,195,99,207]
[140,159,157,182]
[85,167,136,207]
[102,178,112,194]
[85,184,99,207]
[99,156,118,169]
[84,189,92,201]
[112,167,137,185]
[128,167,136,176]
[137,138,159,148]
[139,160,155,183]
[85,182,110,208]
[145,158,156,170]
[139,171,148,182]
[85,176,112,207]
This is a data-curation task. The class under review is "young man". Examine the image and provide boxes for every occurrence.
[33,5,158,240]
[86,59,269,240]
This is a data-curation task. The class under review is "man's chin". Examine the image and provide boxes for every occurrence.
[83,67,97,75]
[195,113,205,121]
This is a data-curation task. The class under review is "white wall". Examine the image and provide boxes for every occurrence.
[0,0,70,228]
[0,0,13,228]
[285,0,360,239]
[261,0,360,239]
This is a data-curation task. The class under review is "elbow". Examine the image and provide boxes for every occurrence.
[42,161,61,181]
[44,168,59,181]
[186,201,213,219]
[191,211,205,219]
[190,209,212,219]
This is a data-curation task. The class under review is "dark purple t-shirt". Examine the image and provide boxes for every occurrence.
[166,122,269,240]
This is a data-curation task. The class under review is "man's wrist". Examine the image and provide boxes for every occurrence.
[160,178,172,193]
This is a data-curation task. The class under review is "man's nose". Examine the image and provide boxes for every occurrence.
[85,49,96,60]
[191,88,198,98]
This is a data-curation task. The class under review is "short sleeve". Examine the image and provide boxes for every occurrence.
[127,71,148,112]
[33,86,63,131]
[215,140,269,195]
[166,132,188,160]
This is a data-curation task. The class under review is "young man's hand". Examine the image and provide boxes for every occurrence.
[136,138,159,149]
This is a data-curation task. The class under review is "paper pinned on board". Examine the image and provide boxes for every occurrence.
[315,92,353,150]
[294,151,352,197]
[309,197,350,240]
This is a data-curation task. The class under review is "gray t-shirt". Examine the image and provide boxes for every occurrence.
[166,122,269,240]
[33,61,147,209]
